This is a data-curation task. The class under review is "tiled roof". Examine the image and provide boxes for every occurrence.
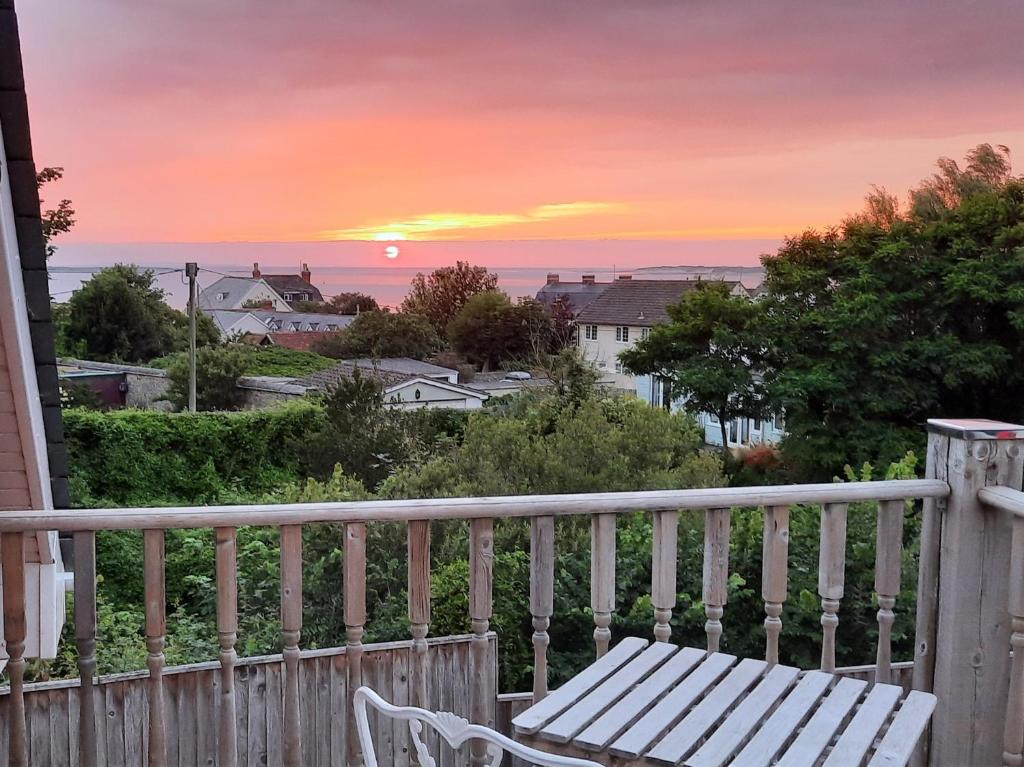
[535,281,611,315]
[1,2,70,506]
[575,280,739,327]
[298,361,415,390]
[344,358,456,378]
[263,274,324,302]
[198,276,274,310]
[250,309,356,332]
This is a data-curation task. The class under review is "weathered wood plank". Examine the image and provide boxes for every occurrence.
[2,532,28,767]
[875,499,904,685]
[866,691,937,767]
[73,530,99,767]
[1004,514,1024,766]
[142,529,167,767]
[530,515,555,701]
[821,683,901,767]
[608,652,735,759]
[513,637,648,735]
[703,508,730,652]
[775,676,867,767]
[407,519,431,710]
[652,510,678,643]
[280,524,303,767]
[215,526,239,767]
[590,513,616,658]
[761,506,789,665]
[345,520,367,767]
[818,502,848,672]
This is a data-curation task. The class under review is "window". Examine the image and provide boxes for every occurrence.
[641,327,651,340]
[707,413,719,424]
[753,418,762,432]
[584,324,598,341]
[308,322,319,330]
[615,361,624,374]
[290,322,301,331]
[615,326,630,343]
[773,413,785,431]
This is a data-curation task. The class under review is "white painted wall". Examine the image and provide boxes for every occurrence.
[578,323,648,388]
[385,379,486,410]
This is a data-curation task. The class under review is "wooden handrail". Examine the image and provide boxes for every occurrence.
[0,479,949,532]
[979,485,1024,518]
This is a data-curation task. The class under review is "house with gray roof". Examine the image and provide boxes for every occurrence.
[535,273,610,316]
[198,275,293,312]
[298,359,487,410]
[575,276,747,388]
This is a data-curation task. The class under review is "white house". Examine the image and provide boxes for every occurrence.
[574,277,750,389]
[203,309,271,338]
[198,276,293,312]
[297,360,487,410]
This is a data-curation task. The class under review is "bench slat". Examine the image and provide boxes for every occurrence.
[866,691,937,767]
[821,683,902,767]
[776,677,868,767]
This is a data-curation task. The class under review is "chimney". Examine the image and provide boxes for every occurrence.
[300,263,312,283]
[546,273,560,285]
[618,274,632,281]
[252,262,261,279]
[582,274,596,285]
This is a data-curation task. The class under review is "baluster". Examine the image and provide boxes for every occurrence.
[143,530,168,767]
[345,521,368,767]
[651,510,678,643]
[875,499,904,684]
[280,524,303,767]
[216,527,239,767]
[818,502,848,672]
[762,505,789,665]
[530,515,555,701]
[591,513,616,657]
[1003,515,1024,766]
[2,532,28,767]
[470,517,495,767]
[702,508,730,652]
[73,531,98,767]
[407,520,431,710]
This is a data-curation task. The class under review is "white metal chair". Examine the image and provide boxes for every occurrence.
[354,686,603,767]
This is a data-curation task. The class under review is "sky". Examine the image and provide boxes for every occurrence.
[15,0,1024,269]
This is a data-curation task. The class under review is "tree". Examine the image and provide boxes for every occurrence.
[310,310,438,360]
[64,265,217,362]
[329,292,380,314]
[165,346,248,411]
[620,281,765,455]
[37,167,75,258]
[401,261,498,334]
[758,144,1024,477]
[448,292,556,370]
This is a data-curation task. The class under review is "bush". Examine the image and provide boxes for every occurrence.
[165,346,249,411]
[151,345,336,378]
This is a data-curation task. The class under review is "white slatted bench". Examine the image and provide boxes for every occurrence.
[512,638,936,766]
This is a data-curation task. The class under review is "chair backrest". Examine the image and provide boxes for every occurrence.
[353,686,603,767]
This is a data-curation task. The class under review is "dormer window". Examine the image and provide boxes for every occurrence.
[216,292,227,301]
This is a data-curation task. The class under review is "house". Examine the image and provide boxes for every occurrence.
[247,308,356,333]
[0,28,72,666]
[253,262,324,305]
[574,277,748,388]
[298,360,487,410]
[198,275,293,312]
[203,309,271,338]
[463,370,554,399]
[534,273,610,316]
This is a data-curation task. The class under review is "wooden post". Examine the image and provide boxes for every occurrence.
[917,419,1024,766]
[530,515,554,701]
[280,525,303,767]
[73,531,98,767]
[407,520,431,710]
[702,508,730,652]
[2,532,28,767]
[1004,515,1024,766]
[469,518,495,767]
[215,527,239,767]
[817,503,847,672]
[143,529,168,767]
[345,522,367,767]
[874,499,904,685]
[761,505,789,665]
[591,513,616,657]
[651,510,678,643]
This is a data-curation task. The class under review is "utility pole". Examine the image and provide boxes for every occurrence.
[185,262,198,412]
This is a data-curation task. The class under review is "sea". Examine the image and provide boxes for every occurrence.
[45,239,775,310]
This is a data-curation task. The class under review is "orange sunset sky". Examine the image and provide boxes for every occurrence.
[14,1,1024,267]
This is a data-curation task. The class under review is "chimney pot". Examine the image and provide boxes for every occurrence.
[252,262,261,279]
[300,263,312,283]
[582,274,596,284]
[546,273,560,285]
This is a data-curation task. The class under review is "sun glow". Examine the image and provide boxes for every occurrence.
[372,231,407,241]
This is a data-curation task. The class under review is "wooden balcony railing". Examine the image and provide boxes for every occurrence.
[0,417,1021,766]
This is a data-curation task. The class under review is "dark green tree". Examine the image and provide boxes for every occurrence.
[328,292,380,314]
[37,167,75,258]
[310,311,438,360]
[759,144,1024,477]
[620,281,765,455]
[401,261,498,334]
[64,265,217,362]
[448,292,555,370]
[165,346,248,411]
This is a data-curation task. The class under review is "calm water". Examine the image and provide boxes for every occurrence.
[49,265,629,310]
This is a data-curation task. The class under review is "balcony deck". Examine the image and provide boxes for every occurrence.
[0,419,1022,766]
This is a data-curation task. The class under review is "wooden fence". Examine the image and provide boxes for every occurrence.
[0,634,494,767]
